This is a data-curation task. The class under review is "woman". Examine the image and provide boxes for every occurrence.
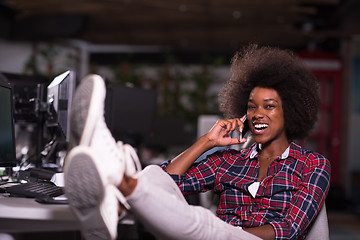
[161,44,330,239]
[64,45,330,240]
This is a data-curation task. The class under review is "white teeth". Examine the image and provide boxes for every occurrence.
[254,124,268,129]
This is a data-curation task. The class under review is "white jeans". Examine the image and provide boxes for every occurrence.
[126,165,261,240]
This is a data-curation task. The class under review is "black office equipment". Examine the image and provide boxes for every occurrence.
[5,181,64,199]
[0,72,75,201]
[105,82,157,147]
[47,70,76,142]
[1,72,51,168]
[0,77,17,168]
[0,71,76,177]
[0,72,48,123]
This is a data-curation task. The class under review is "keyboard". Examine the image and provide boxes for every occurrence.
[5,181,64,199]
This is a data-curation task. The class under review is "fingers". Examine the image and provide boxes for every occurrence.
[218,119,239,133]
[217,118,247,136]
[239,137,247,144]
[209,117,248,146]
[231,136,247,144]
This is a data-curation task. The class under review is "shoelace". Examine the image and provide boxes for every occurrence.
[112,142,142,210]
[117,142,142,176]
[113,184,131,210]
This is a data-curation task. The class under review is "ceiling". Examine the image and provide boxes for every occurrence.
[1,0,359,52]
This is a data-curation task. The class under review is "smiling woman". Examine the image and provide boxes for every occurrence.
[164,44,329,239]
[64,45,330,240]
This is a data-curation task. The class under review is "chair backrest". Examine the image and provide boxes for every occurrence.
[306,203,329,240]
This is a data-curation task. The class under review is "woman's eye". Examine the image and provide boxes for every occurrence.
[266,105,275,109]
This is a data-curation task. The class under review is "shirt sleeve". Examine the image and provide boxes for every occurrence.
[160,151,227,195]
[270,152,331,240]
[160,160,183,184]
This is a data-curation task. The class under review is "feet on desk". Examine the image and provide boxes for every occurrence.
[64,75,141,240]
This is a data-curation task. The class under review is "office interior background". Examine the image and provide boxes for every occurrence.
[1,0,360,239]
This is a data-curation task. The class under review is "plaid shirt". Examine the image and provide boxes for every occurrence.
[161,142,330,240]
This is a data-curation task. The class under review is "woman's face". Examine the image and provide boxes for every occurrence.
[247,87,288,146]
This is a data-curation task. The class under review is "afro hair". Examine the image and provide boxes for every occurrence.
[218,44,320,140]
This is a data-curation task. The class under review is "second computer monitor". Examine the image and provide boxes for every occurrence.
[47,70,76,142]
[105,82,157,147]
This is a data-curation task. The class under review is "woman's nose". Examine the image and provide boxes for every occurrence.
[253,107,264,119]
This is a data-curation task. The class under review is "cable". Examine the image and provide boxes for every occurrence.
[18,134,58,170]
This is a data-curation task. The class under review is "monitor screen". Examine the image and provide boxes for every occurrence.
[0,79,17,167]
[47,70,76,142]
[105,82,157,146]
[0,72,48,123]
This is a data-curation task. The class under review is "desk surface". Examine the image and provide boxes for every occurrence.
[0,195,80,233]
[0,194,135,233]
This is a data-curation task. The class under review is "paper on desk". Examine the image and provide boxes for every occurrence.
[50,173,64,187]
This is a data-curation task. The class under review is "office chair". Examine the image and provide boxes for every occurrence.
[306,203,329,240]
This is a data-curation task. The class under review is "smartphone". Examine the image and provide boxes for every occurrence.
[239,116,249,140]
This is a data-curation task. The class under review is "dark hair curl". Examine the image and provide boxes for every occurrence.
[218,44,320,140]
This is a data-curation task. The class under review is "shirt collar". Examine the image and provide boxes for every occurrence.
[249,143,290,160]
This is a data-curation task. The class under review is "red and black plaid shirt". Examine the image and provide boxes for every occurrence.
[161,142,330,240]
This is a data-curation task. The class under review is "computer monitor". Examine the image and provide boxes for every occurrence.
[105,82,157,147]
[47,70,76,142]
[0,72,48,122]
[0,78,17,167]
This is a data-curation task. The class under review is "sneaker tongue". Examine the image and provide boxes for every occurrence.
[117,142,142,176]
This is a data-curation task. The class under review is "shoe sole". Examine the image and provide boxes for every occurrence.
[70,74,106,148]
[65,146,115,240]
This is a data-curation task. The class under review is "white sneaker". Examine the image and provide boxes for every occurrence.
[67,74,106,151]
[65,146,121,240]
[64,75,140,240]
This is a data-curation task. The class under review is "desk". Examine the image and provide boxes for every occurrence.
[0,195,80,233]
[0,194,137,239]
